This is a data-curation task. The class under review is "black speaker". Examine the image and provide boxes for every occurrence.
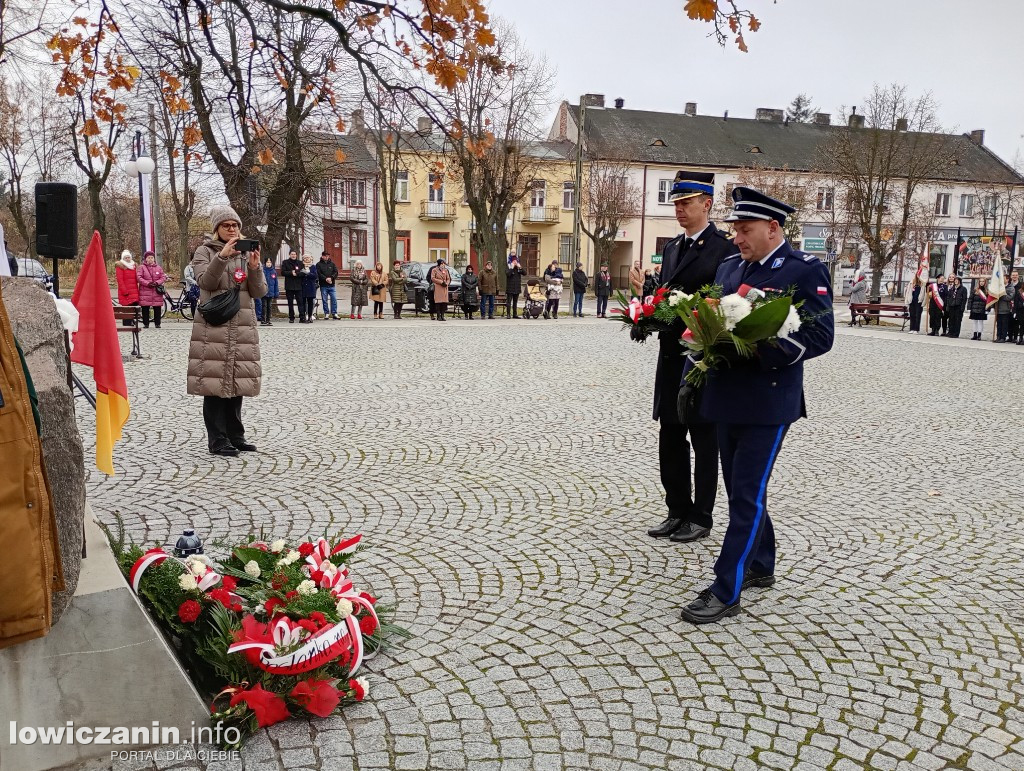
[35,182,78,259]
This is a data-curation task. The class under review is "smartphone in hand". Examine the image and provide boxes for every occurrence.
[235,238,260,253]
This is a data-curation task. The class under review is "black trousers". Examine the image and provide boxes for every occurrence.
[507,293,520,317]
[261,297,273,323]
[392,302,404,318]
[997,313,1010,340]
[141,305,162,328]
[947,307,964,338]
[908,302,922,332]
[659,421,718,528]
[929,307,943,334]
[203,395,245,451]
[436,302,448,319]
[373,301,384,315]
[286,289,303,321]
[303,296,315,319]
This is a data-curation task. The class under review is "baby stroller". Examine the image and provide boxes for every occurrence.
[522,279,546,319]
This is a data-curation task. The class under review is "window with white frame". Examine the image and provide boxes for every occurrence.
[348,179,366,207]
[332,179,344,206]
[558,234,575,264]
[311,179,331,206]
[959,194,975,217]
[350,229,367,256]
[428,173,444,202]
[816,187,834,212]
[395,171,409,203]
[529,180,546,208]
[562,181,575,210]
[657,179,672,204]
[983,193,999,217]
[934,192,951,216]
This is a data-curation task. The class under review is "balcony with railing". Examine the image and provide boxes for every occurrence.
[519,205,560,224]
[419,200,457,220]
[325,206,369,224]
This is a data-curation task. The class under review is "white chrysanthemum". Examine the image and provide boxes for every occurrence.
[178,573,198,591]
[296,579,317,596]
[284,550,300,565]
[185,556,210,576]
[335,598,353,619]
[270,539,286,553]
[254,603,266,616]
[244,560,261,578]
[355,677,369,698]
[668,290,692,307]
[778,306,802,339]
[720,293,752,331]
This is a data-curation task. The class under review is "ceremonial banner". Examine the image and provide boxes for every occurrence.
[959,235,1012,279]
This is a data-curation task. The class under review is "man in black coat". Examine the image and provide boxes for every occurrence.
[281,249,305,323]
[646,171,734,544]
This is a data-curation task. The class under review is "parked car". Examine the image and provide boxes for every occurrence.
[15,257,55,293]
[401,261,462,312]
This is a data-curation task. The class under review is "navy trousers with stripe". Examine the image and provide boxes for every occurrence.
[711,423,789,605]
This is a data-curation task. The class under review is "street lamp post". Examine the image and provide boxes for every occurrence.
[124,130,156,260]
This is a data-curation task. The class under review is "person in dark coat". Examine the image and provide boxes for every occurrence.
[969,279,989,340]
[300,254,319,322]
[316,252,340,319]
[461,264,480,319]
[260,257,278,326]
[996,270,1018,342]
[906,277,923,334]
[645,171,733,545]
[642,269,657,298]
[571,262,588,317]
[506,258,525,318]
[594,264,613,318]
[478,261,498,319]
[927,275,947,336]
[945,275,967,338]
[281,248,304,323]
[1013,281,1024,345]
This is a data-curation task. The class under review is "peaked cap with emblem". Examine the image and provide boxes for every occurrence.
[666,171,715,202]
[723,186,796,225]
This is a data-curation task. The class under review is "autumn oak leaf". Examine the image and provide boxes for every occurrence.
[684,0,718,22]
[335,149,347,163]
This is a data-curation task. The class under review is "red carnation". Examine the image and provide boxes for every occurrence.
[358,592,377,605]
[297,619,319,635]
[229,684,290,727]
[348,678,366,701]
[359,615,378,637]
[641,302,656,316]
[310,569,324,584]
[221,576,237,592]
[309,611,327,627]
[298,542,315,557]
[338,648,352,666]
[264,597,284,615]
[209,588,233,609]
[285,590,298,600]
[271,573,287,590]
[290,679,341,718]
[178,599,202,623]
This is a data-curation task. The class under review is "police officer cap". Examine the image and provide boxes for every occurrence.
[667,171,715,203]
[723,186,796,225]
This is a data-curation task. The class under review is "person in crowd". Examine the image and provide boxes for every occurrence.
[478,260,498,319]
[628,260,643,300]
[996,270,1018,342]
[461,264,480,319]
[389,259,407,319]
[927,275,947,336]
[369,261,389,319]
[945,275,967,338]
[905,276,923,334]
[300,254,319,322]
[260,257,278,326]
[137,251,167,329]
[653,266,662,285]
[848,270,867,326]
[506,257,525,319]
[184,262,200,317]
[594,264,613,318]
[427,261,437,320]
[317,251,340,319]
[186,205,266,457]
[1009,270,1023,343]
[281,248,304,323]
[350,260,369,319]
[115,249,139,327]
[642,268,657,299]
[1014,280,1024,346]
[432,257,451,321]
[969,278,989,340]
[571,262,588,317]
[543,260,564,319]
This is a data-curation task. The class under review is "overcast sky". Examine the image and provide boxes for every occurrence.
[486,0,1024,166]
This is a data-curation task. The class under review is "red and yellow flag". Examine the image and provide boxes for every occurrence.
[70,231,130,475]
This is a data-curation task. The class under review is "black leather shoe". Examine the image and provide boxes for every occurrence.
[647,517,685,538]
[669,522,711,543]
[209,446,240,457]
[741,573,776,591]
[680,589,741,624]
[232,442,257,452]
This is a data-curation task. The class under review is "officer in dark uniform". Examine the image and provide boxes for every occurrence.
[679,186,835,624]
[646,171,734,543]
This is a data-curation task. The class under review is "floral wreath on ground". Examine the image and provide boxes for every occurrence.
[105,522,410,748]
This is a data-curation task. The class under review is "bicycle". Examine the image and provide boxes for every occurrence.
[163,282,198,321]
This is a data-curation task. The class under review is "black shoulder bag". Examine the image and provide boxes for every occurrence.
[198,257,242,326]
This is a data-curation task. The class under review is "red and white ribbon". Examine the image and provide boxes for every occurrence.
[129,549,168,592]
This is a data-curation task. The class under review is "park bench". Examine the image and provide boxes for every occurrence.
[113,305,143,358]
[849,302,909,331]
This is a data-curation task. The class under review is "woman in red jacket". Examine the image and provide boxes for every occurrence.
[115,250,139,326]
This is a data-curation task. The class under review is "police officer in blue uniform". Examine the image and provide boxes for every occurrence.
[646,171,734,543]
[679,186,835,624]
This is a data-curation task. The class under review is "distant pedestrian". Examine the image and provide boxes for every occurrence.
[432,257,451,321]
[594,264,612,318]
[184,262,200,317]
[969,279,989,340]
[628,260,642,300]
[260,257,278,326]
[906,277,923,334]
[506,258,525,319]
[369,261,388,319]
[642,269,657,299]
[389,260,407,319]
[316,252,340,319]
[542,260,563,319]
[996,270,1017,342]
[478,260,498,319]
[1013,281,1024,346]
[461,264,480,319]
[571,262,588,317]
[137,251,166,329]
[115,249,139,326]
[426,262,437,320]
[848,270,867,326]
[928,275,947,336]
[349,260,369,319]
[300,254,319,322]
[281,248,304,323]
[1010,271,1023,343]
[945,276,967,338]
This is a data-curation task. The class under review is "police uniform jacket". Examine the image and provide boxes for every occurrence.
[699,241,835,425]
[653,222,733,422]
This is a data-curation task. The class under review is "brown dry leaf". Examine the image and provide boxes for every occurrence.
[684,0,718,22]
[335,149,347,163]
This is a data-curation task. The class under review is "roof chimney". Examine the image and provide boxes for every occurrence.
[895,117,908,132]
[813,112,831,126]
[755,107,784,123]
[417,116,432,134]
[848,108,865,129]
[970,129,985,145]
[685,102,697,116]
[349,109,365,134]
[580,93,605,109]
[613,97,624,109]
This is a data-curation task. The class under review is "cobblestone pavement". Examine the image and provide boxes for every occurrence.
[70,312,1024,771]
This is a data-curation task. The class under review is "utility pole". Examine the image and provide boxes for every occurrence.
[149,104,162,265]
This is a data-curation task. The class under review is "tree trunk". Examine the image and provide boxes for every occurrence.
[177,213,192,272]
[87,178,107,256]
